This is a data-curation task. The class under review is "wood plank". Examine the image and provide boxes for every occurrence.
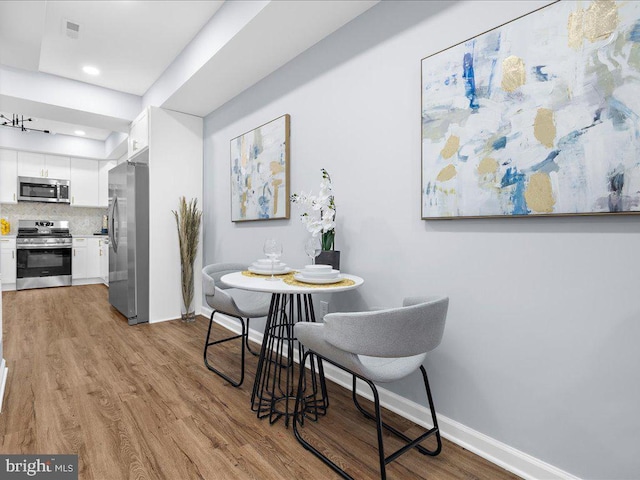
[0,285,520,479]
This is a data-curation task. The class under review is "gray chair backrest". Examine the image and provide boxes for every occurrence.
[323,296,449,358]
[202,263,247,311]
[203,263,247,291]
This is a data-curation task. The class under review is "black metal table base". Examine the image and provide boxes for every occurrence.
[251,293,329,426]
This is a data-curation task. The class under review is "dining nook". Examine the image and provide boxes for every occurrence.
[1,1,638,479]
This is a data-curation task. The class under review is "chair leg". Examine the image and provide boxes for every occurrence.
[419,365,442,456]
[352,365,442,458]
[365,377,388,480]
[245,318,260,357]
[203,309,247,387]
[293,351,355,479]
[294,351,442,479]
[294,352,392,479]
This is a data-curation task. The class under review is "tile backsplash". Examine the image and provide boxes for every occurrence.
[0,203,107,235]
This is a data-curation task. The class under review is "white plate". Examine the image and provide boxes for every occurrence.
[300,268,340,278]
[303,264,333,272]
[254,258,278,266]
[252,261,286,269]
[294,273,344,284]
[248,266,292,275]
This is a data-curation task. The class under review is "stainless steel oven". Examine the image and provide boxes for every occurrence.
[16,220,72,290]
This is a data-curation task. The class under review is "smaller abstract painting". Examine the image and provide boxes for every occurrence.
[421,0,640,219]
[230,114,290,222]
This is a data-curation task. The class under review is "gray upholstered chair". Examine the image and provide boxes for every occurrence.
[293,296,449,479]
[202,263,271,387]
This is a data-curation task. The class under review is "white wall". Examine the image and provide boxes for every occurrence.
[148,107,203,323]
[202,1,640,478]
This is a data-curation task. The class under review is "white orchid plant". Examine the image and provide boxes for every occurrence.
[290,169,336,251]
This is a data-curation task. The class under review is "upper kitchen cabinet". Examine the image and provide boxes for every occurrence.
[0,149,18,203]
[128,109,149,159]
[17,152,70,180]
[17,152,45,178]
[70,159,99,207]
[98,160,117,207]
[45,155,71,179]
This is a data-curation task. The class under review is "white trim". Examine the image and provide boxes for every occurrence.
[202,307,579,480]
[71,278,104,287]
[0,358,8,413]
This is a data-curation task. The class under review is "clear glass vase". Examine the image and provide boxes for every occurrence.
[180,264,196,322]
[181,302,196,322]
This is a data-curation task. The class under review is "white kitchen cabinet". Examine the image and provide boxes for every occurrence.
[0,238,17,289]
[72,238,87,280]
[128,109,149,158]
[72,237,107,285]
[86,238,102,279]
[100,238,109,285]
[45,155,71,179]
[70,159,99,207]
[17,152,44,178]
[98,160,116,207]
[17,152,70,179]
[0,149,18,204]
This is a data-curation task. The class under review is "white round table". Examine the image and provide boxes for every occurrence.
[221,271,364,294]
[221,271,364,426]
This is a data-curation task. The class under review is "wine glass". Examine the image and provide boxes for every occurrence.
[263,238,283,281]
[304,237,321,265]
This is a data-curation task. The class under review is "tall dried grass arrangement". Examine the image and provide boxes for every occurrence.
[173,196,202,321]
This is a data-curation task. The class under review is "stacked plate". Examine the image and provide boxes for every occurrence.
[248,258,292,275]
[294,265,343,284]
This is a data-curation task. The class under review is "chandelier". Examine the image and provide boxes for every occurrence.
[0,113,51,134]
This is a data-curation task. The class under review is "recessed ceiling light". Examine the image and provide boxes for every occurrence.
[82,66,100,76]
[74,130,86,136]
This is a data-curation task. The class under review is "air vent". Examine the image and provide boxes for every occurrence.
[65,20,80,39]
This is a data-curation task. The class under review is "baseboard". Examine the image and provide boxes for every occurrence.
[149,316,178,324]
[203,307,579,480]
[149,309,203,324]
[0,358,8,413]
[71,278,104,287]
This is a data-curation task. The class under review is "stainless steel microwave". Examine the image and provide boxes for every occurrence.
[17,176,71,204]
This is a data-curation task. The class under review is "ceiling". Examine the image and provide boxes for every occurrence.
[0,1,378,147]
[0,111,112,140]
[0,0,222,140]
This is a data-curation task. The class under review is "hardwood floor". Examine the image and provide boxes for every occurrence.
[0,285,520,479]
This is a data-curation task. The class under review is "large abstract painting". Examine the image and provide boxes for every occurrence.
[421,0,640,219]
[231,114,290,221]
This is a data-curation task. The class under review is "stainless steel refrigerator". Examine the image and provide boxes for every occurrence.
[108,152,149,325]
